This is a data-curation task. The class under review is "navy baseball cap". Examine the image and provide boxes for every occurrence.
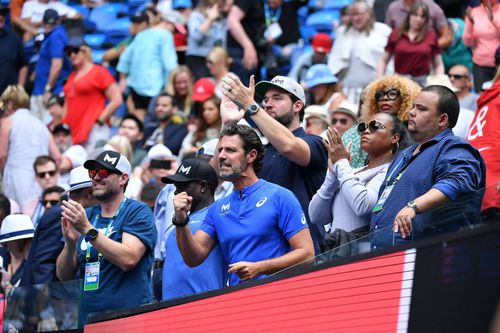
[161,158,218,189]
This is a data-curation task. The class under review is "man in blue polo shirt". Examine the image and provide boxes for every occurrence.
[174,124,314,285]
[370,85,486,250]
[220,74,328,254]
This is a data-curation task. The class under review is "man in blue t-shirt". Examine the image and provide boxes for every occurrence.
[56,151,157,321]
[174,124,314,285]
[220,74,328,254]
[161,158,227,300]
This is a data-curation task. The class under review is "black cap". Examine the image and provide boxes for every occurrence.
[161,158,218,190]
[52,123,71,135]
[43,9,59,24]
[131,11,149,24]
[65,35,86,49]
[84,150,132,176]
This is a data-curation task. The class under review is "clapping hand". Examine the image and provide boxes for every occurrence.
[323,126,351,165]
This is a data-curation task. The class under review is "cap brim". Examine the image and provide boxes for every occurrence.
[62,180,92,196]
[83,160,121,173]
[255,81,280,98]
[0,232,34,243]
[161,174,194,184]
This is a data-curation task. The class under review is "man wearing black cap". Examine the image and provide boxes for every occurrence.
[56,151,156,320]
[30,8,71,123]
[160,158,227,300]
[0,5,28,94]
[52,123,88,186]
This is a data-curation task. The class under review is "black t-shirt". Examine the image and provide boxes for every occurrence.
[0,30,28,94]
[275,0,307,46]
[227,0,265,49]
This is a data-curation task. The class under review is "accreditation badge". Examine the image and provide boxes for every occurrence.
[83,261,100,291]
[372,185,394,212]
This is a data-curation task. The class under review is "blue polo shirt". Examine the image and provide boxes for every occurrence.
[33,25,71,95]
[162,207,227,301]
[200,179,308,285]
[258,127,328,253]
[370,129,485,249]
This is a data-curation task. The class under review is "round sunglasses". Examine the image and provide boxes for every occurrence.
[375,89,400,101]
[357,120,387,133]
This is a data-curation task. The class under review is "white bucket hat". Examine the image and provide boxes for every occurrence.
[0,214,35,243]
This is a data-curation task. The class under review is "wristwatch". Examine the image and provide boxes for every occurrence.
[172,215,189,227]
[406,200,420,214]
[85,228,99,242]
[245,102,260,117]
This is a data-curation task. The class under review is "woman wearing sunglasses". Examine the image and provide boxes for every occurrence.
[309,112,412,255]
[341,75,420,168]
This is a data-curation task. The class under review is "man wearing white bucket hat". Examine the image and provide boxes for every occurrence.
[21,166,96,286]
[0,214,34,290]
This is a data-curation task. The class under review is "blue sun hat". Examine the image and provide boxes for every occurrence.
[304,64,338,89]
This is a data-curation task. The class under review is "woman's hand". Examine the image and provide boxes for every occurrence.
[323,126,351,165]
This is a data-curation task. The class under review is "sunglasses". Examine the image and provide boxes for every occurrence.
[65,47,81,57]
[357,120,387,133]
[448,74,468,80]
[332,118,348,125]
[375,89,400,101]
[43,200,60,207]
[37,170,57,178]
[88,168,117,179]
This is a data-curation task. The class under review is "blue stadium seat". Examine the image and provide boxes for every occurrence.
[91,48,106,64]
[1,0,11,6]
[103,18,131,45]
[300,26,317,43]
[89,3,128,31]
[69,4,90,19]
[305,9,340,33]
[84,33,106,48]
[308,0,351,10]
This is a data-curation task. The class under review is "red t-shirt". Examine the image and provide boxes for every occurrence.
[63,65,115,144]
[385,29,440,77]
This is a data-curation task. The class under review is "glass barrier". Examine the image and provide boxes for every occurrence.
[2,279,82,332]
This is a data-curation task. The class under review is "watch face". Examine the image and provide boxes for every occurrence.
[248,103,259,115]
[87,229,98,239]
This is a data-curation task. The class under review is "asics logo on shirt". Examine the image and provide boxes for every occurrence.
[301,215,307,225]
[256,197,267,207]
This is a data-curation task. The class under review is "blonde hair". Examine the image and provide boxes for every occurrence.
[1,85,30,112]
[165,65,194,116]
[207,46,233,67]
[360,75,421,122]
[79,45,93,63]
[107,135,133,161]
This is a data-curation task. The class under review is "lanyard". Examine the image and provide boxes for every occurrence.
[264,2,282,26]
[85,198,127,262]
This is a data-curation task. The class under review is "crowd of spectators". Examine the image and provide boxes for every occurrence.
[0,0,499,328]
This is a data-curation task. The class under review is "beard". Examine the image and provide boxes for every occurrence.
[218,160,246,181]
[274,109,294,127]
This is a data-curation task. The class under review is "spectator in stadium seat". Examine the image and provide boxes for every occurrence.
[185,0,227,80]
[309,113,411,254]
[304,64,347,116]
[288,32,332,85]
[330,100,358,136]
[226,0,265,85]
[221,74,328,254]
[378,2,445,87]
[207,46,233,99]
[117,11,179,121]
[385,0,452,50]
[303,105,329,138]
[46,94,65,132]
[448,64,479,111]
[161,158,227,300]
[174,124,314,285]
[0,5,28,95]
[341,75,420,168]
[164,65,194,119]
[62,36,122,150]
[30,9,71,123]
[370,85,486,250]
[327,0,392,105]
[463,0,500,92]
[56,151,156,321]
[0,85,61,213]
[117,114,147,168]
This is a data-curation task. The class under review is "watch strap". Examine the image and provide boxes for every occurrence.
[172,215,189,227]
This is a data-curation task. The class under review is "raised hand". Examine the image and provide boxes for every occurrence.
[173,191,193,223]
[323,126,351,165]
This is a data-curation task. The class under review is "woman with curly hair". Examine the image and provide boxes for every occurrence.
[341,75,420,168]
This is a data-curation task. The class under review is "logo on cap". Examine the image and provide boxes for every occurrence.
[103,154,117,165]
[179,165,191,174]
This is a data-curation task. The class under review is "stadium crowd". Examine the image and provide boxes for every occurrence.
[0,0,499,328]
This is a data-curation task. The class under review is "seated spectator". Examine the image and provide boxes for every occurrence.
[41,185,64,210]
[0,85,61,213]
[63,37,122,150]
[303,105,329,138]
[448,64,479,110]
[441,18,472,72]
[341,75,420,168]
[378,2,445,87]
[331,100,358,136]
[186,0,227,80]
[117,114,147,168]
[46,94,65,132]
[309,113,411,256]
[206,46,232,99]
[288,32,332,85]
[144,92,189,155]
[0,214,34,292]
[385,0,452,49]
[328,0,392,105]
[52,124,88,186]
[304,64,347,116]
[165,65,194,118]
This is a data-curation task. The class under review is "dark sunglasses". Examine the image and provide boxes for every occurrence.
[37,170,57,178]
[149,159,172,170]
[65,47,81,57]
[43,200,60,207]
[332,118,348,125]
[357,120,387,133]
[375,89,400,101]
[448,74,468,80]
[88,169,116,179]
